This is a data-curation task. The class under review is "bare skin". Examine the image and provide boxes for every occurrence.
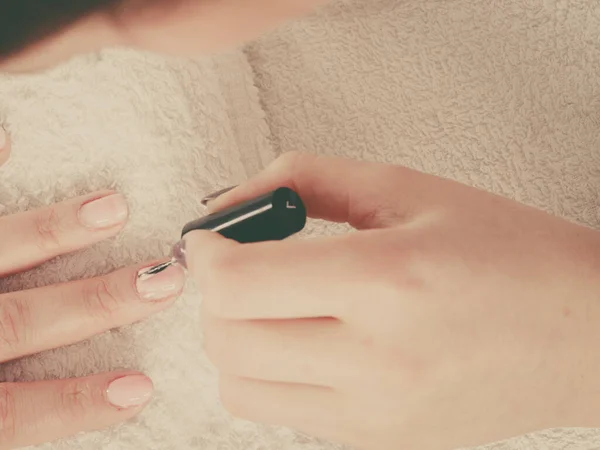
[0,130,186,448]
[0,0,325,72]
[187,152,600,450]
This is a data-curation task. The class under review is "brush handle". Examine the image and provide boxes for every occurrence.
[181,187,307,243]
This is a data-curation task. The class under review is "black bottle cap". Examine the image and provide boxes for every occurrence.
[181,187,307,243]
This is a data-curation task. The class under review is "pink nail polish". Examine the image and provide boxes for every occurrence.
[136,262,185,301]
[78,194,129,229]
[106,375,153,408]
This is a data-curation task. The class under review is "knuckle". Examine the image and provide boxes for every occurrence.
[205,246,235,278]
[201,318,231,371]
[81,277,124,320]
[58,380,96,422]
[0,297,31,355]
[202,248,240,318]
[0,385,17,445]
[273,150,303,170]
[347,239,430,327]
[272,151,313,180]
[369,341,424,384]
[378,239,429,293]
[33,206,65,254]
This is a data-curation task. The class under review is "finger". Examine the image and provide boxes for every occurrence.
[203,314,354,387]
[206,151,446,229]
[0,261,185,362]
[0,371,153,449]
[218,375,341,432]
[0,191,129,276]
[0,127,11,167]
[187,228,390,320]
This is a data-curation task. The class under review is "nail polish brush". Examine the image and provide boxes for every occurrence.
[138,187,307,279]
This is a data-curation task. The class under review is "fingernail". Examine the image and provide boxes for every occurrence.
[201,186,237,206]
[107,375,153,408]
[172,239,187,269]
[136,261,185,301]
[78,194,129,229]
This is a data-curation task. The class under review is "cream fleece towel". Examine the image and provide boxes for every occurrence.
[1,0,600,449]
[0,49,335,450]
[246,0,600,448]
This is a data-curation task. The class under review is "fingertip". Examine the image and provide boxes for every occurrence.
[105,373,154,410]
[78,192,130,231]
[135,259,186,302]
[203,153,310,213]
[0,371,155,448]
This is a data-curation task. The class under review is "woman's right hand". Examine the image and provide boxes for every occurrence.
[0,128,185,449]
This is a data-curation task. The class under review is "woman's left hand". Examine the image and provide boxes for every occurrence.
[185,152,600,450]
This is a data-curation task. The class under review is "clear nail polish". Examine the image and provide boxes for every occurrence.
[78,194,129,229]
[135,240,187,282]
[106,375,153,408]
[136,262,185,301]
[171,239,187,269]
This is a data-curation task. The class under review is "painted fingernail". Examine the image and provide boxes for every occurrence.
[172,239,187,269]
[201,186,237,206]
[78,194,129,229]
[136,261,185,301]
[107,375,153,408]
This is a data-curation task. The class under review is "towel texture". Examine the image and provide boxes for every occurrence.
[247,0,600,448]
[0,0,599,448]
[0,49,329,450]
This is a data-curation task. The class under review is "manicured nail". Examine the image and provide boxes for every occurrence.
[136,261,185,301]
[201,186,237,206]
[78,194,129,229]
[172,239,187,269]
[107,375,153,408]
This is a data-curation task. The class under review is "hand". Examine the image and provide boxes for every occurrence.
[0,130,185,449]
[186,152,600,450]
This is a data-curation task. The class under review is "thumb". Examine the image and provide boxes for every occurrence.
[205,152,441,230]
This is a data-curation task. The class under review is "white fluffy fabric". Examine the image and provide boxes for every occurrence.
[0,50,326,449]
[0,0,599,448]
